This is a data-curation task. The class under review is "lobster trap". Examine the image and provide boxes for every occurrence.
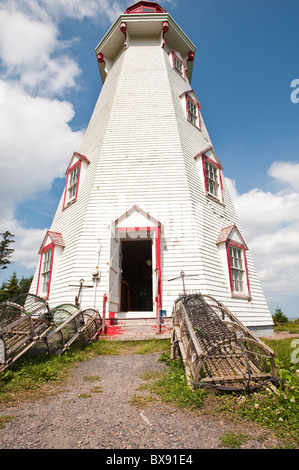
[0,295,102,373]
[171,292,279,393]
[0,294,53,373]
[31,306,102,356]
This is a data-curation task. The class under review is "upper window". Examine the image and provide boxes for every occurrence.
[67,162,80,203]
[195,147,224,203]
[63,152,90,210]
[186,94,201,129]
[204,159,219,198]
[172,52,186,79]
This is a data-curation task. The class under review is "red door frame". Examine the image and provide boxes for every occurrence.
[116,226,162,317]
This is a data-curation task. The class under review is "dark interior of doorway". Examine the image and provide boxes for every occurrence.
[121,240,153,312]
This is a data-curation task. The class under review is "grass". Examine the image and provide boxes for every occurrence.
[219,431,251,448]
[274,318,299,334]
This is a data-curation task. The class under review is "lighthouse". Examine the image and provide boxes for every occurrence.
[30,1,274,338]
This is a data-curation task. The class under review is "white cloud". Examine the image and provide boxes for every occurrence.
[227,161,299,299]
[0,82,84,270]
[0,82,84,204]
[268,160,299,191]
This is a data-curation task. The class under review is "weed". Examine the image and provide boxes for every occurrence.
[78,393,91,398]
[83,375,100,382]
[130,394,155,407]
[0,415,13,429]
[220,431,250,448]
[90,386,103,393]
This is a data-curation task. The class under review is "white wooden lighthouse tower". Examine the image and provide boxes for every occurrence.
[30,1,274,337]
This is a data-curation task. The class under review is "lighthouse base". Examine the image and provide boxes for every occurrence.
[100,316,173,341]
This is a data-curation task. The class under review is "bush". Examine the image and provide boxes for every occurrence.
[273,307,288,324]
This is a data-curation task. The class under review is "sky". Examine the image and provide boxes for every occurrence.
[0,0,298,318]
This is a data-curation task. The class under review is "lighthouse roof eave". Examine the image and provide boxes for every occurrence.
[95,10,196,83]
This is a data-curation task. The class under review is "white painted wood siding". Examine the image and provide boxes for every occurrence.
[30,36,273,334]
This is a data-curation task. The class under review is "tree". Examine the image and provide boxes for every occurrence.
[0,231,15,270]
[0,273,33,302]
[272,306,288,324]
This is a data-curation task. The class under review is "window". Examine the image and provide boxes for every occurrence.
[229,244,244,292]
[41,248,53,296]
[227,241,250,296]
[68,164,80,201]
[197,151,223,203]
[216,226,251,299]
[186,94,201,128]
[63,152,89,210]
[172,52,186,79]
[36,231,65,299]
[205,159,219,198]
[65,161,80,206]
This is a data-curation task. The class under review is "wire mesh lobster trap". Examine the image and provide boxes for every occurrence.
[30,307,102,356]
[171,292,279,393]
[0,294,102,372]
[0,294,53,373]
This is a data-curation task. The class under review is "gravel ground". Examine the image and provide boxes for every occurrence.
[0,352,283,450]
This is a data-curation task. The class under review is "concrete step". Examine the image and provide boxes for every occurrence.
[100,316,173,341]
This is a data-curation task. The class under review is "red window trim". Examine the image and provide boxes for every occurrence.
[36,242,54,300]
[202,154,224,202]
[185,94,201,129]
[226,240,251,298]
[63,160,81,209]
[171,51,186,80]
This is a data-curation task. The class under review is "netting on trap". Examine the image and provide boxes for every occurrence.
[0,294,53,372]
[172,293,279,393]
[31,308,102,356]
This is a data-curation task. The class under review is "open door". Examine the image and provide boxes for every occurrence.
[108,220,121,313]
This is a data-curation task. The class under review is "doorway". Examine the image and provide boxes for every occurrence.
[120,240,153,312]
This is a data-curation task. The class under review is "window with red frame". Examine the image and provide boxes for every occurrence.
[186,95,200,128]
[64,161,80,208]
[37,244,54,298]
[202,156,223,200]
[172,52,186,79]
[227,241,250,297]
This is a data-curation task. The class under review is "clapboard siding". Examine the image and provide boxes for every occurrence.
[30,25,273,335]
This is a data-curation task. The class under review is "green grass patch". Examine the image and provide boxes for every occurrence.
[220,431,251,448]
[274,319,299,334]
[0,415,14,429]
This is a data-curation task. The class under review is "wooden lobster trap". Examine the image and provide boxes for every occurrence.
[30,305,102,356]
[0,294,53,373]
[171,292,279,393]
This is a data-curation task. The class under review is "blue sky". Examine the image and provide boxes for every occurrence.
[0,0,298,318]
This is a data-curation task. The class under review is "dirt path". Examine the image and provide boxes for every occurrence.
[0,352,283,450]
